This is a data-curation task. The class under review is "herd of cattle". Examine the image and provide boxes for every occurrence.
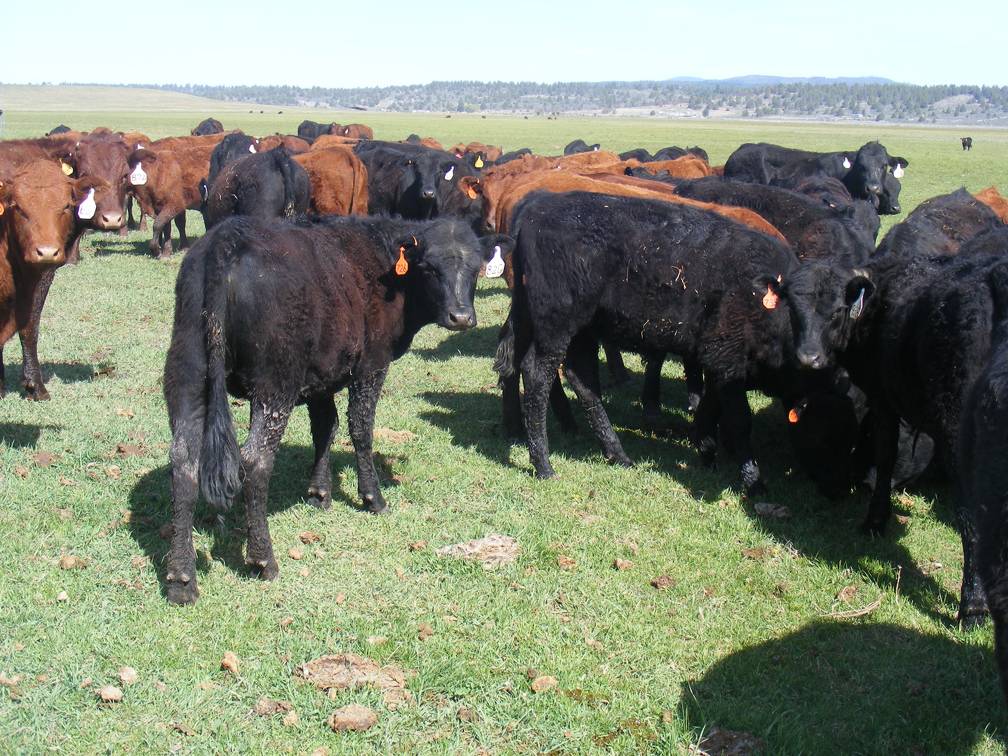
[3,115,1008,704]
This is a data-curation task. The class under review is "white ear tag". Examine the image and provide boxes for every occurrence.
[893,164,904,179]
[842,157,852,169]
[444,166,455,181]
[249,143,257,153]
[77,188,96,220]
[130,162,147,185]
[484,245,504,278]
[849,287,865,320]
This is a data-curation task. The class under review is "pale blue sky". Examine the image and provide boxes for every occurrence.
[5,0,1006,87]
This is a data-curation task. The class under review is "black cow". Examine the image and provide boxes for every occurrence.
[962,136,974,151]
[779,235,1008,627]
[563,139,600,155]
[495,190,854,496]
[496,148,533,165]
[162,214,510,604]
[353,141,478,225]
[619,148,653,162]
[724,142,908,214]
[46,124,72,136]
[673,177,877,265]
[203,148,311,228]
[875,188,1004,257]
[191,118,224,136]
[296,120,336,143]
[206,133,258,189]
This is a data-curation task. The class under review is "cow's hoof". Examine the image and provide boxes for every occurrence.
[362,494,388,514]
[247,557,279,581]
[307,486,332,510]
[687,393,702,413]
[166,579,199,606]
[608,452,633,468]
[533,465,556,480]
[958,608,990,630]
[859,517,886,537]
[24,386,50,402]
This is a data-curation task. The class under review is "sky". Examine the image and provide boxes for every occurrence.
[4,0,1006,88]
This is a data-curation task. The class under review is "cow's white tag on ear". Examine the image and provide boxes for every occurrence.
[249,143,256,153]
[893,164,904,179]
[842,157,852,169]
[130,162,147,185]
[444,166,455,181]
[849,287,865,320]
[484,245,504,278]
[77,188,96,220]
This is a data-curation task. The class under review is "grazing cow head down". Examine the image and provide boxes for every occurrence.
[786,375,861,499]
[0,161,105,266]
[396,223,514,330]
[843,142,907,215]
[756,261,875,370]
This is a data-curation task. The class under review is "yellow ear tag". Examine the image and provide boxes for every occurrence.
[61,161,73,176]
[762,286,779,310]
[395,246,409,276]
[474,155,484,168]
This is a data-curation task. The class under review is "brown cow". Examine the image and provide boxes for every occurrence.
[976,186,1008,224]
[336,123,374,140]
[451,142,504,162]
[126,134,227,257]
[256,135,311,154]
[310,134,360,151]
[0,161,106,399]
[292,148,368,216]
[618,155,712,179]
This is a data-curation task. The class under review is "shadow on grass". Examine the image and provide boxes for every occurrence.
[682,620,1004,753]
[0,422,60,448]
[127,441,362,600]
[414,324,500,362]
[3,361,95,395]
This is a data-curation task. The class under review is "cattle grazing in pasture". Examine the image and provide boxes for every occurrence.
[126,133,227,257]
[191,118,224,136]
[293,148,369,216]
[203,148,311,228]
[0,161,106,399]
[875,188,1005,257]
[962,136,973,151]
[494,190,852,496]
[563,139,600,155]
[724,141,908,215]
[162,215,508,604]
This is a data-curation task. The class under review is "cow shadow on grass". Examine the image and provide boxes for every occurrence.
[127,441,366,599]
[681,620,1003,754]
[90,236,155,259]
[3,361,96,394]
[414,324,500,362]
[0,422,60,448]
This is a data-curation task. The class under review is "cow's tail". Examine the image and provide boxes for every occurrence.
[274,148,301,218]
[198,233,241,509]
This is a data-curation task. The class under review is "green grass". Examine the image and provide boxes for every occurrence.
[1,104,1008,754]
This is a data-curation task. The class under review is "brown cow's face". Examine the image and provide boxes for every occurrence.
[0,162,100,266]
[72,138,129,230]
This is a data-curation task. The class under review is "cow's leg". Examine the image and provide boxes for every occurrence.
[603,342,629,386]
[164,412,203,605]
[18,268,57,401]
[563,334,632,467]
[0,345,5,398]
[692,376,722,467]
[549,374,578,433]
[151,209,174,258]
[641,353,665,422]
[175,212,190,250]
[347,367,390,513]
[957,501,990,627]
[502,369,525,440]
[521,343,566,478]
[715,380,765,497]
[65,232,84,266]
[862,406,900,534]
[684,356,704,413]
[242,400,292,579]
[306,393,339,510]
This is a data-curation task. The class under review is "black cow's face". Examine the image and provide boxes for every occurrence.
[876,170,902,214]
[845,143,906,214]
[757,262,874,370]
[398,224,513,330]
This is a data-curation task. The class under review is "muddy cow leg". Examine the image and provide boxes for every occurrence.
[641,352,665,423]
[242,399,293,579]
[862,406,900,535]
[603,342,629,386]
[175,212,189,250]
[522,343,567,479]
[151,209,175,258]
[347,367,390,513]
[18,268,57,401]
[715,379,765,497]
[956,487,990,627]
[306,393,339,510]
[164,407,204,605]
[683,356,704,413]
[692,373,722,467]
[563,332,631,467]
[549,374,578,434]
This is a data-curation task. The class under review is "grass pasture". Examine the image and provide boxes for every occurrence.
[1,91,1008,753]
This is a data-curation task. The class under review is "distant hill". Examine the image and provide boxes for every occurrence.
[0,84,261,112]
[669,75,898,87]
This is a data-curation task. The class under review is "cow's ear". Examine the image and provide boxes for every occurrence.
[480,234,514,263]
[392,234,424,276]
[845,272,874,320]
[127,147,157,166]
[889,156,907,178]
[458,175,482,200]
[753,273,784,310]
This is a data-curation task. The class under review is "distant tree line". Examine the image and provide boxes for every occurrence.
[101,81,1008,122]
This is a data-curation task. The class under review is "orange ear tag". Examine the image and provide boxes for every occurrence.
[395,246,409,276]
[762,286,779,310]
[0,203,4,216]
[787,408,800,424]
